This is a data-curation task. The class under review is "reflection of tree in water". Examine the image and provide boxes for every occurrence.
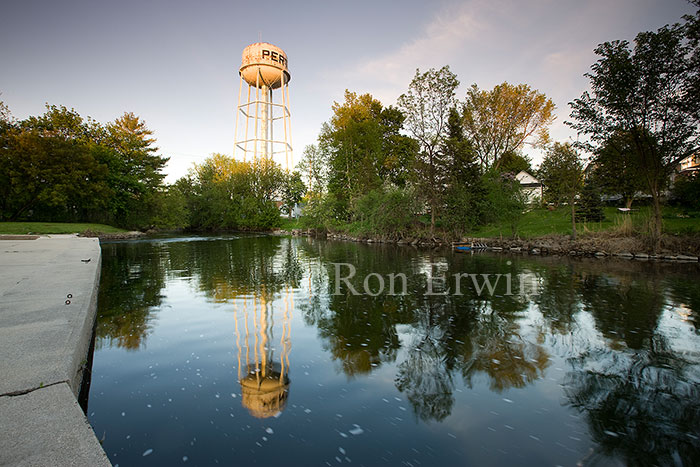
[395,297,456,423]
[97,241,166,350]
[172,236,303,302]
[302,246,551,420]
[552,261,700,465]
[97,236,303,350]
[579,273,666,350]
[458,310,550,392]
[563,338,700,466]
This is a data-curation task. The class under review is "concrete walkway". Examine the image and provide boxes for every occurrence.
[0,235,110,466]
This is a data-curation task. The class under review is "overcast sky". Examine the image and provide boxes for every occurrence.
[1,0,695,181]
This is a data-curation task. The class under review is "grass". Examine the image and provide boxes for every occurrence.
[0,222,126,235]
[278,217,301,232]
[465,206,700,239]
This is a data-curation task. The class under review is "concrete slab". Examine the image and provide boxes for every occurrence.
[0,382,111,467]
[0,235,110,466]
[0,235,100,395]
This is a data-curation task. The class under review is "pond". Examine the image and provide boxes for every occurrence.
[87,235,700,466]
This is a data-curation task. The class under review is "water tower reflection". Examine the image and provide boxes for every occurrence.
[234,286,293,418]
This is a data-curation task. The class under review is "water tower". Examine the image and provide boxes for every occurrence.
[233,42,293,169]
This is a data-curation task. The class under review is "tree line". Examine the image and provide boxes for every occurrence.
[299,5,700,246]
[2,4,697,242]
[0,102,304,231]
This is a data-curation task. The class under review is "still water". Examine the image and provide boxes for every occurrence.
[88,235,700,466]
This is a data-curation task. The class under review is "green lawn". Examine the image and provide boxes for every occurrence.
[278,217,301,232]
[466,206,700,239]
[0,222,126,235]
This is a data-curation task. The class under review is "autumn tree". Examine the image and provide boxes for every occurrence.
[539,143,584,239]
[397,66,459,233]
[568,18,700,249]
[462,82,555,170]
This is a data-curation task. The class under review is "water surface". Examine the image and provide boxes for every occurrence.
[88,235,700,466]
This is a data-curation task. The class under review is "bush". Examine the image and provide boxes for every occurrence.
[350,186,419,239]
[672,173,700,214]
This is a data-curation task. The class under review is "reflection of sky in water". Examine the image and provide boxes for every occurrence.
[89,236,700,466]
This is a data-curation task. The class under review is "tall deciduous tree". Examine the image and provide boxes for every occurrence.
[539,143,584,239]
[567,20,700,248]
[462,82,555,171]
[397,66,459,233]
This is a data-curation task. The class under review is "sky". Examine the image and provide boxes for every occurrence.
[1,0,696,182]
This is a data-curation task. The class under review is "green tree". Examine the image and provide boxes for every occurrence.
[498,150,533,174]
[591,131,647,208]
[441,108,485,236]
[462,82,555,170]
[105,112,169,226]
[578,180,605,222]
[483,171,528,238]
[539,142,584,239]
[321,91,414,219]
[567,21,700,248]
[0,128,109,220]
[297,144,328,195]
[398,66,459,233]
[281,170,306,219]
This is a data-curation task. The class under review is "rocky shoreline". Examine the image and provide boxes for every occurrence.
[281,229,700,262]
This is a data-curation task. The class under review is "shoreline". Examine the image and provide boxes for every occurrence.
[283,229,700,262]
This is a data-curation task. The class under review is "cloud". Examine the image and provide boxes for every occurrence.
[326,1,492,103]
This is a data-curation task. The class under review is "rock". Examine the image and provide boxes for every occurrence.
[634,253,649,259]
[510,247,521,252]
[676,254,699,262]
[614,252,633,258]
[662,255,678,261]
[530,248,540,255]
[491,247,503,251]
[594,251,606,257]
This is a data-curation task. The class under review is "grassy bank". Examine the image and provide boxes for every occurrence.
[0,222,126,235]
[465,206,700,239]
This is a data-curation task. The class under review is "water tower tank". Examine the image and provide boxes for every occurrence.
[239,42,290,89]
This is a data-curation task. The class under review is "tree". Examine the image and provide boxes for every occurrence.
[297,144,328,195]
[281,171,306,219]
[498,150,533,174]
[441,108,485,235]
[0,128,109,220]
[567,20,700,249]
[591,131,647,208]
[321,91,413,219]
[539,143,584,239]
[397,66,459,233]
[483,171,528,238]
[578,180,605,222]
[462,82,555,170]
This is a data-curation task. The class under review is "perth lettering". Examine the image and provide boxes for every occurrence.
[331,262,540,297]
[261,49,287,67]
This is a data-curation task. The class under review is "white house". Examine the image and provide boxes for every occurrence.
[515,170,543,204]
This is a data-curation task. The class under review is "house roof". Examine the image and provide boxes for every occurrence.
[515,170,541,185]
